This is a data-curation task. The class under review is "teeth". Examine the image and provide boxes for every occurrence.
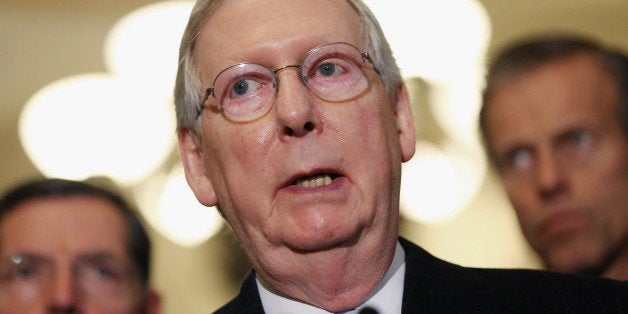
[295,174,333,188]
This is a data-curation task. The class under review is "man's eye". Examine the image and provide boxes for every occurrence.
[226,78,266,98]
[231,79,250,96]
[314,61,348,79]
[508,148,532,169]
[318,63,339,77]
[83,264,118,281]
[14,265,37,279]
[5,263,43,282]
[569,131,592,147]
[0,256,52,283]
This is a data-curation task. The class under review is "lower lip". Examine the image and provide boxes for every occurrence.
[540,211,586,240]
[282,176,346,194]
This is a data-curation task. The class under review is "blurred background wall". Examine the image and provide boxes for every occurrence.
[2,0,627,313]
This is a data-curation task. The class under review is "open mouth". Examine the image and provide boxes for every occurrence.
[293,173,341,188]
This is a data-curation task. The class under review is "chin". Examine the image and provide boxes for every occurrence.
[543,244,604,275]
[282,225,361,253]
[547,259,603,275]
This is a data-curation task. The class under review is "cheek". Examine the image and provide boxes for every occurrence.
[580,169,628,220]
[582,133,628,182]
[345,99,397,155]
[204,121,275,173]
[84,299,143,314]
[501,171,535,203]
[573,151,628,204]
[202,121,278,211]
[502,181,539,225]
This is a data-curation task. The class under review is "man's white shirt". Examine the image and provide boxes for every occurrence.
[257,241,406,314]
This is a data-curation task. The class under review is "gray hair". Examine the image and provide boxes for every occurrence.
[173,0,403,133]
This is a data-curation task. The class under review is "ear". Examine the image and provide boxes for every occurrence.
[394,83,416,162]
[177,129,218,207]
[144,288,161,314]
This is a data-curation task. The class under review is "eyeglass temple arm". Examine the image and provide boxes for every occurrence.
[362,52,381,76]
[196,88,214,117]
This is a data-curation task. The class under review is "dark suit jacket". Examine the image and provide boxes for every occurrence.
[214,237,628,313]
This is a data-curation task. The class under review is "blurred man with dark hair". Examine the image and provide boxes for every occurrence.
[480,34,628,280]
[0,178,161,313]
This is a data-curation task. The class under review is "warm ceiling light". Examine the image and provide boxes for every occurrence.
[135,167,224,248]
[104,1,194,97]
[400,140,486,223]
[19,73,176,185]
[363,0,491,83]
[363,0,491,223]
[18,1,193,186]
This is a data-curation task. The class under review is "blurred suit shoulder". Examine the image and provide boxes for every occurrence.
[400,237,628,313]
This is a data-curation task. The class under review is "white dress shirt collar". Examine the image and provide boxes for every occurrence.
[257,241,406,314]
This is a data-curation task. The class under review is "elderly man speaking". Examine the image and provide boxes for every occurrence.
[173,0,628,313]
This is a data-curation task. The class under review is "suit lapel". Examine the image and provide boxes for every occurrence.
[214,271,265,313]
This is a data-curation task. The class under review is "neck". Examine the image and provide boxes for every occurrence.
[600,241,628,281]
[255,233,398,312]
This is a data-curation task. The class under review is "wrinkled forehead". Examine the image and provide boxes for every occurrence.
[193,0,365,78]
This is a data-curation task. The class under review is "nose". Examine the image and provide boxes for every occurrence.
[536,150,566,200]
[274,67,320,137]
[47,268,78,313]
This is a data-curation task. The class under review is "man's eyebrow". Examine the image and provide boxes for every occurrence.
[0,252,125,266]
[0,252,48,261]
[75,252,122,261]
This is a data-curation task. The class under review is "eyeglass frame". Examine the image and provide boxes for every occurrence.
[196,41,381,121]
[0,253,143,303]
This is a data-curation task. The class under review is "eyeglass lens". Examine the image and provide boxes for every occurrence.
[207,42,372,121]
[0,254,140,304]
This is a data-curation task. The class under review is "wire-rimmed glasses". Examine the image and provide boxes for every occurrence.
[0,253,141,305]
[199,42,379,122]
